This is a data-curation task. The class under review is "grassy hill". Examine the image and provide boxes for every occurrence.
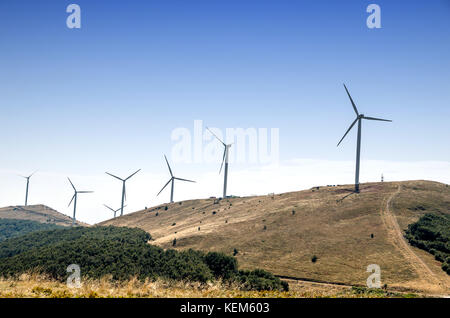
[100,180,450,295]
[0,204,87,227]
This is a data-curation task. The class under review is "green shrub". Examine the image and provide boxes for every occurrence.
[238,269,288,291]
[0,225,283,289]
[204,252,238,280]
[405,213,450,275]
[0,219,63,242]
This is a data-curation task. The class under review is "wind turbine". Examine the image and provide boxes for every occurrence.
[337,84,392,193]
[105,169,140,217]
[206,127,232,198]
[67,177,93,226]
[157,155,195,203]
[20,170,37,206]
[103,204,125,218]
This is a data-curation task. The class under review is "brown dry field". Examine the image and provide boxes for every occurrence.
[100,180,450,296]
[0,204,88,227]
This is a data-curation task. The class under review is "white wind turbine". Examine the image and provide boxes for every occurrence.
[67,177,93,226]
[157,155,195,203]
[206,127,232,198]
[105,169,141,217]
[19,170,37,206]
[337,84,392,192]
[103,204,126,219]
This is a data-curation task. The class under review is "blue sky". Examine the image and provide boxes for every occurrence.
[0,1,449,223]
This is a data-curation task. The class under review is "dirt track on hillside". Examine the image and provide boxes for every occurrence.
[380,185,448,294]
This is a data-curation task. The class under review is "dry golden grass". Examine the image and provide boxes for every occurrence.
[0,204,88,227]
[0,274,420,298]
[100,180,450,295]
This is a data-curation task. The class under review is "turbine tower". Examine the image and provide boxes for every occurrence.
[337,84,392,193]
[20,171,37,206]
[206,127,232,198]
[157,155,195,203]
[103,204,125,218]
[67,177,93,226]
[105,169,140,217]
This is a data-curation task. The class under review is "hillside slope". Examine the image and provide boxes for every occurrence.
[100,180,450,294]
[0,205,87,227]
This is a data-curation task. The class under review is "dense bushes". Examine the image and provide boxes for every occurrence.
[405,213,450,275]
[204,252,238,280]
[0,226,288,291]
[0,219,63,242]
[238,269,289,291]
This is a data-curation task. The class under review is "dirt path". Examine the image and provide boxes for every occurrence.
[380,185,446,292]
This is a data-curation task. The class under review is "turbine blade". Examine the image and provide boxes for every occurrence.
[104,204,115,212]
[337,117,358,147]
[363,116,392,122]
[116,204,126,212]
[125,169,141,181]
[67,177,76,191]
[219,147,226,174]
[29,170,38,178]
[124,184,127,202]
[105,172,124,181]
[77,191,93,194]
[174,177,196,183]
[68,194,76,207]
[164,155,173,177]
[206,127,226,146]
[343,84,359,116]
[157,179,172,196]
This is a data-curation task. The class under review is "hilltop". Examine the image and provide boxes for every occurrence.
[100,180,450,295]
[0,205,87,227]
